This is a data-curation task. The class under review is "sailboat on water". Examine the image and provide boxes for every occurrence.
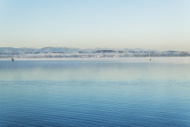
[11,57,14,62]
[148,51,151,61]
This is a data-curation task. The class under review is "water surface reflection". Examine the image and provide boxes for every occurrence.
[0,58,190,127]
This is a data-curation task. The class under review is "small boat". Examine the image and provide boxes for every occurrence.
[11,57,14,62]
[148,51,151,61]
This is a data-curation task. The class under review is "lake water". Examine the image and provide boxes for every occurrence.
[0,58,190,127]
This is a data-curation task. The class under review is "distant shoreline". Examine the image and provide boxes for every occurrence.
[0,57,189,61]
[1,47,190,58]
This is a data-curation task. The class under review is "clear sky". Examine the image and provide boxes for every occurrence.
[0,0,190,50]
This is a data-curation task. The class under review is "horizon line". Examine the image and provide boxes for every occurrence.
[0,46,189,52]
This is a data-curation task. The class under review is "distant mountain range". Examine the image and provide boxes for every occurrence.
[0,47,190,58]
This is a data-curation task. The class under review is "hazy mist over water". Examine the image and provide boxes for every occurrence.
[1,58,190,82]
[0,58,190,126]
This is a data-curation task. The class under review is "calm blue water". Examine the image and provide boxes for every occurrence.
[0,58,190,127]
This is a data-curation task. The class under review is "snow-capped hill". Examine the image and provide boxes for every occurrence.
[0,47,189,58]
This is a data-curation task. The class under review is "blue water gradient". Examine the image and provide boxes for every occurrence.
[0,58,190,127]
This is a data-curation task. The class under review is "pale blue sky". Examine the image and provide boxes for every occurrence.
[0,0,190,50]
